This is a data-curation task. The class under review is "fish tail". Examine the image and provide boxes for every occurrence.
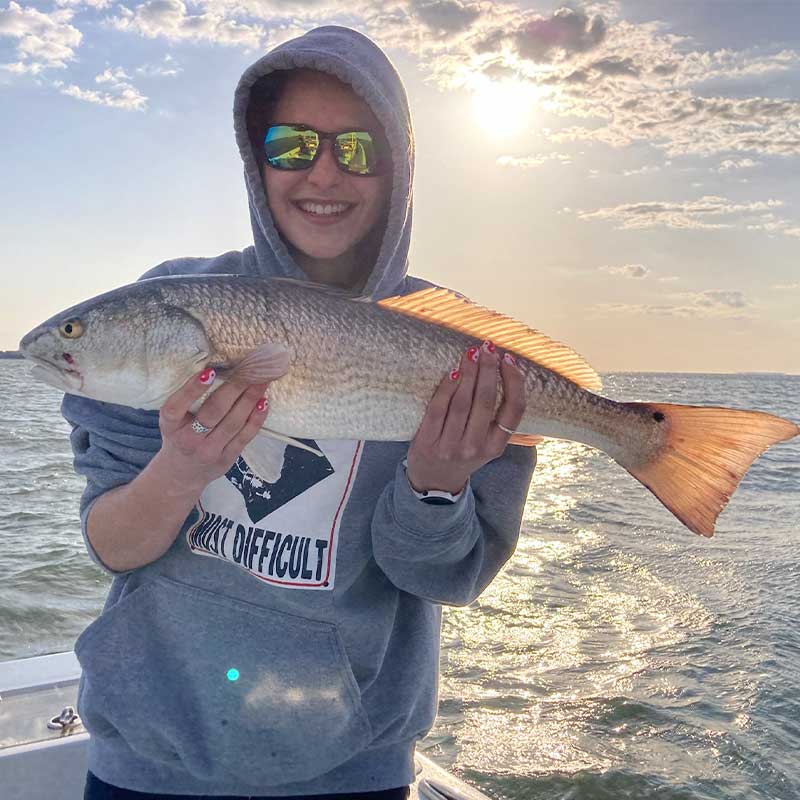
[622,402,799,537]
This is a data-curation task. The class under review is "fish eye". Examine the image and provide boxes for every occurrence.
[58,319,84,339]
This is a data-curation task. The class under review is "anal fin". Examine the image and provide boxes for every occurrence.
[241,435,289,484]
[509,434,544,446]
[241,428,325,483]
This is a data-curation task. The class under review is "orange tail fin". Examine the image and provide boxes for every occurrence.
[625,403,798,537]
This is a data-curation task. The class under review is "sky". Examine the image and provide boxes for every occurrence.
[1,0,799,373]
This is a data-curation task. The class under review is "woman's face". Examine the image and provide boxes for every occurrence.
[262,71,391,272]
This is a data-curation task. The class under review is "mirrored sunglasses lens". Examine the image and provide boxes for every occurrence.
[335,131,380,175]
[264,126,319,169]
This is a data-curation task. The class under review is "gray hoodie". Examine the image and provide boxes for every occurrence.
[62,26,537,796]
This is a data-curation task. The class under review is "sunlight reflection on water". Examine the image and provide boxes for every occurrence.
[437,434,742,785]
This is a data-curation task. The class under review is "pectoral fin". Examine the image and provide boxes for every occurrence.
[217,343,291,384]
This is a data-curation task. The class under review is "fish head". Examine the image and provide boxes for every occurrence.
[19,282,212,409]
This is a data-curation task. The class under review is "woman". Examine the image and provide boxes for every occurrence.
[64,25,537,799]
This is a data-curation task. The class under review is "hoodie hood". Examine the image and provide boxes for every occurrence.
[233,26,414,300]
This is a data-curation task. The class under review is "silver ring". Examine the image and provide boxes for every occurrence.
[495,421,516,436]
[191,417,213,435]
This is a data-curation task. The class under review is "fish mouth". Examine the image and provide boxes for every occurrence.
[27,356,84,393]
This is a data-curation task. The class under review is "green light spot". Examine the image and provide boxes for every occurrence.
[227,668,239,682]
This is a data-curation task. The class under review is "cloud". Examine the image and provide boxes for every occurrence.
[694,290,747,309]
[57,81,147,110]
[622,164,661,176]
[414,7,800,158]
[745,214,800,237]
[652,62,679,77]
[410,0,481,37]
[496,152,571,168]
[679,48,800,85]
[511,8,606,63]
[55,66,147,110]
[547,91,800,157]
[5,0,796,167]
[578,195,783,230]
[0,1,82,72]
[589,56,639,78]
[718,158,760,172]
[135,54,182,78]
[54,0,111,8]
[96,66,131,84]
[109,0,265,48]
[595,289,752,319]
[599,263,649,278]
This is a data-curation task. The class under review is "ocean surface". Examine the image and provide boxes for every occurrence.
[1,360,798,800]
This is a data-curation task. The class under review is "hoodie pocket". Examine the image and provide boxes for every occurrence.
[74,576,373,786]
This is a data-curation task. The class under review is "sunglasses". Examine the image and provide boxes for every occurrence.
[263,123,388,177]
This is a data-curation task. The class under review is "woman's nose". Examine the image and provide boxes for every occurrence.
[306,141,342,187]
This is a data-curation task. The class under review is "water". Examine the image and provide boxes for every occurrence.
[1,361,798,799]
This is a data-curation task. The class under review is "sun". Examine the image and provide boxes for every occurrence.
[470,77,538,138]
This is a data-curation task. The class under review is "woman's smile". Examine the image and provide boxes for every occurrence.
[292,199,357,224]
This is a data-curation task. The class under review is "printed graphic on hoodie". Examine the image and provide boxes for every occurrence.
[186,439,363,590]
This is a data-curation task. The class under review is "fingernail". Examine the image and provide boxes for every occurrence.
[503,353,517,366]
[466,346,480,363]
[450,369,460,381]
[256,398,268,413]
[199,368,216,385]
[482,340,496,354]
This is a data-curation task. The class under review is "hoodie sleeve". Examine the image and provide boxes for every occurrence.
[371,445,536,606]
[61,394,164,576]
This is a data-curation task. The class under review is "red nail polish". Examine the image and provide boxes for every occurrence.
[482,340,496,353]
[503,353,516,366]
[199,368,216,384]
[466,346,480,363]
[256,398,268,412]
[450,369,460,381]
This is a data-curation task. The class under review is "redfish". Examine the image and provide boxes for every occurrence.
[19,275,799,536]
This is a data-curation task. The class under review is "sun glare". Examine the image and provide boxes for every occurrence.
[470,78,537,137]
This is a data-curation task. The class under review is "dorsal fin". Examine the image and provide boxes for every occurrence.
[378,288,602,392]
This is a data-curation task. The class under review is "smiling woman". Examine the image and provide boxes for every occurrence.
[41,24,540,800]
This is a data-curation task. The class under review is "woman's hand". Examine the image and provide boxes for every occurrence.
[405,341,526,495]
[155,368,270,494]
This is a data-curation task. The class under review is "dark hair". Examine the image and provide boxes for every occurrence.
[246,72,291,165]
